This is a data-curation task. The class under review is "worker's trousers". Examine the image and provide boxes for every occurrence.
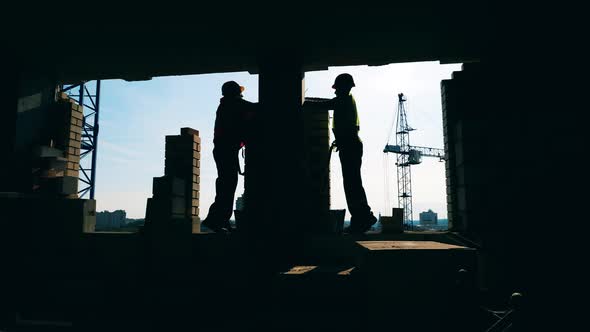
[205,143,241,223]
[338,140,373,222]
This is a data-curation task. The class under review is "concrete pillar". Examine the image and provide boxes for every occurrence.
[244,52,307,236]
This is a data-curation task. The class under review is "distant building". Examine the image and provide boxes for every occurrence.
[96,210,126,230]
[419,209,438,226]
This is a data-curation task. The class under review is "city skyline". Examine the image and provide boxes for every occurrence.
[95,61,461,219]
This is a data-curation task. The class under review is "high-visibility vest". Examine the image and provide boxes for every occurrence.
[332,94,360,138]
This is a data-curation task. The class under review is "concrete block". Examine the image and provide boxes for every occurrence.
[180,127,199,137]
[164,168,191,180]
[153,176,185,198]
[40,156,68,170]
[39,176,78,195]
[33,146,64,158]
[380,209,404,234]
[40,169,64,177]
[146,197,186,219]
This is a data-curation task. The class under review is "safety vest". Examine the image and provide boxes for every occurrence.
[332,94,360,140]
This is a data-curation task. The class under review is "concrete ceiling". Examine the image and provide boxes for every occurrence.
[9,2,489,82]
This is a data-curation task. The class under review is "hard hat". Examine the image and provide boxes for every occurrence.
[222,81,245,96]
[332,73,355,89]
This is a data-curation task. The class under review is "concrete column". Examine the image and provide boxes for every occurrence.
[244,52,307,236]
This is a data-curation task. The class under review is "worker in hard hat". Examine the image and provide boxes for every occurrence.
[202,81,257,233]
[303,73,377,234]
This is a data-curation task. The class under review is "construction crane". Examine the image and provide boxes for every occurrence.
[383,93,444,230]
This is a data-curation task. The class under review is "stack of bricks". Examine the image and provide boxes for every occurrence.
[33,92,82,198]
[54,92,82,179]
[302,101,331,231]
[145,128,201,233]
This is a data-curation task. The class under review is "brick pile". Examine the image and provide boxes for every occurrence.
[32,92,82,198]
[145,127,201,233]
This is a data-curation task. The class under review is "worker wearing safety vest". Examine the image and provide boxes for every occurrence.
[303,73,377,234]
[202,81,256,233]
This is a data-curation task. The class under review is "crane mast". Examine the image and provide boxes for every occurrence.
[384,93,445,230]
[395,93,414,229]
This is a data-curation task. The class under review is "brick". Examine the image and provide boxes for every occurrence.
[66,153,80,164]
[68,147,80,156]
[192,175,200,184]
[66,140,81,150]
[191,199,199,207]
[65,169,79,177]
[193,142,201,152]
[192,190,199,199]
[193,158,200,168]
[192,206,200,216]
[67,161,79,170]
[71,108,83,120]
[192,182,199,191]
[56,92,69,100]
[70,123,82,135]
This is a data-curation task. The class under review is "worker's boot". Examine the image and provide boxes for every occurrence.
[344,214,377,234]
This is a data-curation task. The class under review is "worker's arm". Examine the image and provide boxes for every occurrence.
[302,97,335,111]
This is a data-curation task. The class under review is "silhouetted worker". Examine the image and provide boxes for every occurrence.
[303,73,377,234]
[202,81,256,233]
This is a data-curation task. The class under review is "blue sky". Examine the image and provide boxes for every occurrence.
[94,61,461,219]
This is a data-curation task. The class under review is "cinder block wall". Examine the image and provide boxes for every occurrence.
[303,109,331,229]
[164,127,201,221]
[441,63,489,239]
